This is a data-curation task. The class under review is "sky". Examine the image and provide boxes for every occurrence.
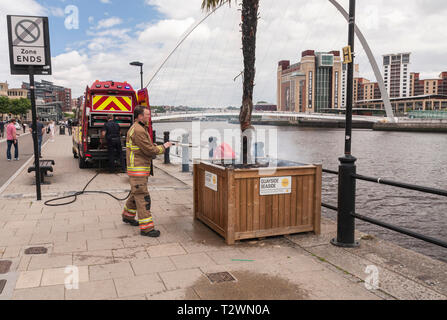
[1,0,447,107]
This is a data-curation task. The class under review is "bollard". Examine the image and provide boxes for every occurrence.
[152,130,156,143]
[331,155,359,247]
[59,125,65,135]
[163,131,170,164]
[182,133,189,172]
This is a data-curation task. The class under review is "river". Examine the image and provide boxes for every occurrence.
[153,121,447,263]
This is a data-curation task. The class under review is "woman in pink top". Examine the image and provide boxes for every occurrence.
[6,119,19,161]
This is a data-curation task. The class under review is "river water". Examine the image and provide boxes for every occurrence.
[154,121,447,263]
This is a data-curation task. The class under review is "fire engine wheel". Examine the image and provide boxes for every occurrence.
[79,156,87,169]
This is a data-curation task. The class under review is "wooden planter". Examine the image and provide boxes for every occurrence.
[193,160,322,244]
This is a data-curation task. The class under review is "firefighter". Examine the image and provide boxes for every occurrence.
[122,105,172,237]
[101,114,123,172]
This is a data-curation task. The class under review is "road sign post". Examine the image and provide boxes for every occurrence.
[7,15,52,201]
[29,67,42,200]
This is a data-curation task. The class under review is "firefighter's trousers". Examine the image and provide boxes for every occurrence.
[122,176,154,232]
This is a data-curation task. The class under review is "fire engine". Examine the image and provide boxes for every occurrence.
[72,80,154,169]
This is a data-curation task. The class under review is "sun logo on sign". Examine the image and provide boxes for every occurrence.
[212,176,217,185]
[281,178,289,188]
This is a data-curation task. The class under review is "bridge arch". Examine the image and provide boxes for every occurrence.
[146,0,395,122]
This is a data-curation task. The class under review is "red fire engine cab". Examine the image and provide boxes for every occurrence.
[72,80,154,169]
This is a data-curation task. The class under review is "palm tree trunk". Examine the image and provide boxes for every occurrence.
[239,0,259,132]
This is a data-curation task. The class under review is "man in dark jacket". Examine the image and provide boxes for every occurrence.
[101,114,123,172]
[0,120,4,139]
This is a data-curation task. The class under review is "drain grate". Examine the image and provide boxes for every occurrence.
[206,272,236,284]
[0,280,6,294]
[0,261,12,274]
[25,247,48,255]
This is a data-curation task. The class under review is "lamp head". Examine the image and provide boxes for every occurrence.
[130,61,143,67]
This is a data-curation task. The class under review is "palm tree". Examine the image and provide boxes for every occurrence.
[202,0,259,133]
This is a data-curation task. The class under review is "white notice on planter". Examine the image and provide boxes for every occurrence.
[205,171,218,191]
[260,176,292,195]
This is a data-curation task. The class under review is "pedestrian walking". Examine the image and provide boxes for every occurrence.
[67,119,73,136]
[101,114,123,172]
[122,106,172,237]
[0,120,4,139]
[6,119,19,161]
[30,117,45,158]
[49,120,55,142]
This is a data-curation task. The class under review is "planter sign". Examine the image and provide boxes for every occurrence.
[205,171,218,191]
[260,176,292,195]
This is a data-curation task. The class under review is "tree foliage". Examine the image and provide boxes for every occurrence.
[10,98,31,115]
[0,96,31,116]
[0,96,9,115]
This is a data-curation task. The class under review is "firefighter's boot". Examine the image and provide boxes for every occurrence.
[122,204,139,226]
[140,229,161,237]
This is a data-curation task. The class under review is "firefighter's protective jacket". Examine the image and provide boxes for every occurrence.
[126,121,165,176]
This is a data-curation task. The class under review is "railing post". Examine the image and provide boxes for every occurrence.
[331,0,359,248]
[163,131,170,164]
[182,133,189,172]
[331,155,359,247]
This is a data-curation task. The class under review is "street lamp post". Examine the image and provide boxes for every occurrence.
[130,61,144,90]
[331,0,359,248]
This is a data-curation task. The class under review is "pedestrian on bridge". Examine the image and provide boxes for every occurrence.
[122,106,172,237]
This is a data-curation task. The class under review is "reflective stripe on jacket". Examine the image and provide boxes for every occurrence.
[126,121,165,177]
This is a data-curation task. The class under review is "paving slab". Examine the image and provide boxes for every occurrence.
[65,279,117,300]
[15,269,43,289]
[73,250,114,266]
[41,266,89,286]
[12,285,65,300]
[130,257,177,276]
[27,254,73,271]
[146,243,187,258]
[89,262,134,281]
[112,247,149,263]
[159,268,205,291]
[113,274,166,297]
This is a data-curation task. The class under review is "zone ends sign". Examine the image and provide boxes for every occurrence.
[7,15,52,75]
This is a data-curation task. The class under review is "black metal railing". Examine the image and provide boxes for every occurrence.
[322,169,447,249]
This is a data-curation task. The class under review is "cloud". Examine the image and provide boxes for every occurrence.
[96,17,123,29]
[145,0,204,19]
[100,0,111,4]
[49,7,65,17]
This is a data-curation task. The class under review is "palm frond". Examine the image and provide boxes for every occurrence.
[201,0,232,12]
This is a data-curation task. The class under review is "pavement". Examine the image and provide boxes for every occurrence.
[0,131,50,189]
[0,133,446,300]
